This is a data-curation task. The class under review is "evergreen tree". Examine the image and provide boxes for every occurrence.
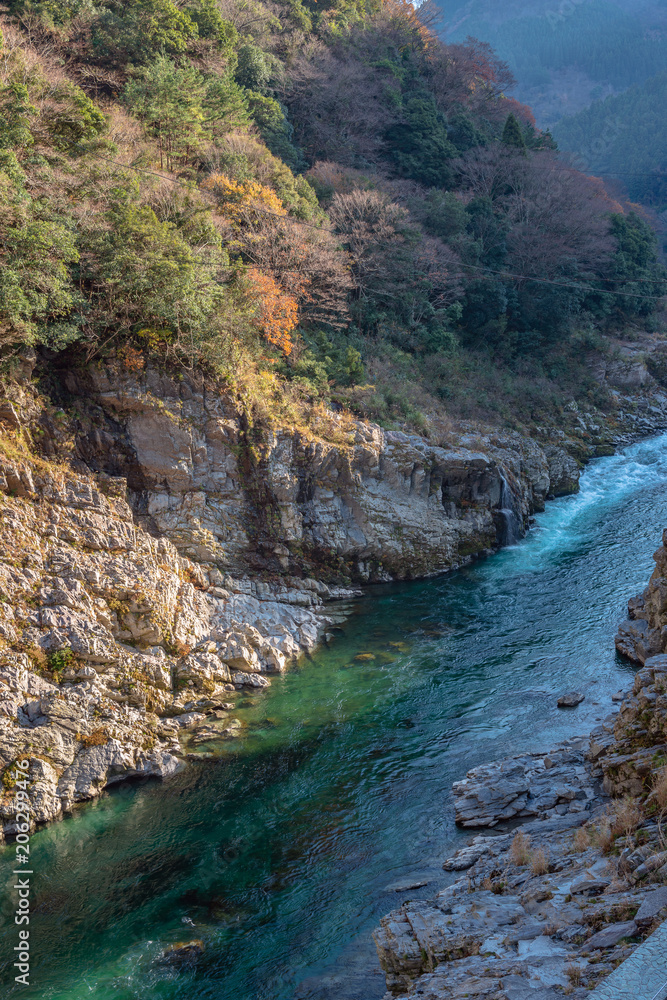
[384,95,457,188]
[501,113,527,154]
[0,82,35,150]
[123,57,208,169]
[91,0,199,65]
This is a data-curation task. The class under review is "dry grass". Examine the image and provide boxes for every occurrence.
[565,964,583,986]
[573,826,591,852]
[530,848,549,875]
[510,831,532,866]
[649,766,667,815]
[611,796,644,839]
[594,817,615,855]
[78,727,108,748]
[593,796,644,854]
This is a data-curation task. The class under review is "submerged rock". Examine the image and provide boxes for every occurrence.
[384,877,431,892]
[557,691,585,707]
[157,940,204,967]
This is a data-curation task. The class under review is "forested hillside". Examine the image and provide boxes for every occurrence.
[0,0,665,434]
[434,0,667,127]
[554,72,667,221]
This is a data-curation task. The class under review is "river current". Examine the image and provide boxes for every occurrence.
[4,432,667,999]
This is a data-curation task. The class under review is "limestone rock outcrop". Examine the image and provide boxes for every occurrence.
[0,446,349,840]
[0,367,583,839]
[67,366,581,583]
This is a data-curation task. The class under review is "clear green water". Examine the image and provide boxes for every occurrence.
[3,433,667,999]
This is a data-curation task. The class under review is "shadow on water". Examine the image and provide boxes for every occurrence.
[3,432,667,999]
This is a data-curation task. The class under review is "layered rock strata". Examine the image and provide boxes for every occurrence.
[63,365,582,583]
[616,529,667,664]
[375,802,667,1000]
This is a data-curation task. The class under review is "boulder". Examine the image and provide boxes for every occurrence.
[557,691,585,707]
[585,920,637,949]
[615,618,662,664]
[232,672,270,689]
[570,877,610,895]
[634,887,667,927]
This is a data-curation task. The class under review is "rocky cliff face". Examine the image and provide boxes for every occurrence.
[0,367,582,838]
[0,350,664,840]
[63,365,582,584]
[616,529,667,664]
[0,418,356,839]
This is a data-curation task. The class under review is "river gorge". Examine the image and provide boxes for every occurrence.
[3,431,667,999]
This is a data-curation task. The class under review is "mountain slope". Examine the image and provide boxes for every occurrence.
[433,0,667,127]
[554,71,667,222]
[0,0,665,441]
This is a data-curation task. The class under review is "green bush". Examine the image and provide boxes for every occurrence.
[80,200,229,347]
[48,648,75,677]
[186,0,238,53]
[42,83,108,153]
[91,0,199,65]
[236,44,272,92]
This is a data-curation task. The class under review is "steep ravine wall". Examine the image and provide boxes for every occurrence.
[0,365,583,841]
[64,365,581,583]
[1,346,666,841]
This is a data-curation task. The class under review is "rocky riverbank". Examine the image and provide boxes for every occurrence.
[0,363,580,839]
[373,575,667,998]
[0,450,358,837]
[1,344,667,840]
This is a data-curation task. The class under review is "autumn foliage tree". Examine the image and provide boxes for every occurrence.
[203,171,351,330]
[2,0,667,424]
[329,189,461,351]
[247,267,298,355]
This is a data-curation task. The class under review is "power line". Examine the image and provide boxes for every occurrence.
[85,151,334,232]
[72,153,667,297]
[459,262,667,301]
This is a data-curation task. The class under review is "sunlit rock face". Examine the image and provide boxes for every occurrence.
[0,365,579,835]
[0,408,352,837]
[68,366,579,584]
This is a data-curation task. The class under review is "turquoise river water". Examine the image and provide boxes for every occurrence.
[4,432,667,999]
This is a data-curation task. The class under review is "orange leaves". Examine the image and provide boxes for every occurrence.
[201,168,350,332]
[201,173,286,222]
[118,343,146,372]
[247,267,298,356]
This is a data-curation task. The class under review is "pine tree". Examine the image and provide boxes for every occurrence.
[123,56,208,170]
[501,113,527,154]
